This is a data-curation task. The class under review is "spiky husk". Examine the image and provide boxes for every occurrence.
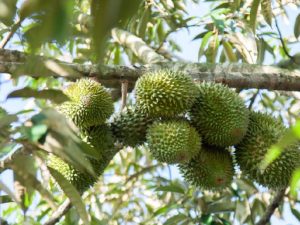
[81,124,117,161]
[135,70,198,117]
[179,145,234,190]
[235,112,300,189]
[189,82,249,147]
[48,155,111,193]
[58,78,114,128]
[48,124,117,193]
[111,106,154,147]
[146,120,201,164]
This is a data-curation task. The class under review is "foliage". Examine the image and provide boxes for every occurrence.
[0,0,300,225]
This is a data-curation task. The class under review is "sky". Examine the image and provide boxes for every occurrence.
[1,1,300,224]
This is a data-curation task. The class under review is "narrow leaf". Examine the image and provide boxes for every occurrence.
[222,40,237,62]
[294,14,300,38]
[261,0,272,26]
[198,31,213,60]
[291,207,300,221]
[250,0,261,33]
[155,183,185,194]
[48,167,90,225]
[8,88,69,104]
[290,168,300,197]
[164,214,188,225]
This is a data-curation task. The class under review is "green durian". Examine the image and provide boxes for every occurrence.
[111,106,153,147]
[146,120,201,164]
[189,82,249,147]
[48,124,117,193]
[48,155,98,193]
[135,70,198,117]
[58,78,114,128]
[235,111,300,189]
[179,145,234,190]
[81,124,117,161]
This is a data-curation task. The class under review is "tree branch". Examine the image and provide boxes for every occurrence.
[1,49,300,91]
[44,199,72,225]
[0,19,22,49]
[255,188,286,225]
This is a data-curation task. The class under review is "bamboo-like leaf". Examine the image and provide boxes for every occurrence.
[111,28,165,64]
[291,207,300,221]
[250,0,261,33]
[295,14,300,39]
[205,32,219,63]
[198,31,213,60]
[163,214,188,225]
[48,167,90,225]
[261,0,272,26]
[222,40,237,62]
[290,168,300,197]
[0,179,20,204]
[11,154,57,210]
[0,195,13,204]
[0,114,17,128]
[8,88,69,104]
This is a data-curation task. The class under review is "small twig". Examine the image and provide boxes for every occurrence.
[255,188,286,225]
[248,90,260,110]
[125,165,158,184]
[274,17,294,61]
[44,199,72,225]
[121,80,128,110]
[0,19,22,49]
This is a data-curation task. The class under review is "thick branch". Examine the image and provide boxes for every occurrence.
[1,49,300,91]
[255,188,286,225]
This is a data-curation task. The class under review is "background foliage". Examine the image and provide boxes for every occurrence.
[1,0,300,224]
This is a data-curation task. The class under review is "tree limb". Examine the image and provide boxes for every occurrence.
[255,188,286,225]
[44,199,72,225]
[1,49,300,91]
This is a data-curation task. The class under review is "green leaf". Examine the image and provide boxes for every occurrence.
[0,0,17,26]
[290,168,300,197]
[261,0,272,26]
[155,183,185,194]
[0,114,17,128]
[0,179,20,204]
[206,32,219,63]
[164,214,188,225]
[206,199,236,214]
[250,0,261,33]
[11,154,57,209]
[48,167,90,225]
[222,40,237,62]
[291,207,300,221]
[8,87,69,104]
[198,31,213,60]
[294,14,300,38]
[0,195,13,204]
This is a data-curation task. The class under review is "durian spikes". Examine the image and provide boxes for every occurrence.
[179,145,234,191]
[146,120,201,164]
[58,78,114,129]
[111,106,153,147]
[135,70,198,117]
[189,82,249,147]
[235,111,300,189]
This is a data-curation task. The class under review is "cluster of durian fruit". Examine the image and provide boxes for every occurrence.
[49,70,300,193]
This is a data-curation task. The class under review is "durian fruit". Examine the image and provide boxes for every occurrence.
[48,155,97,193]
[235,111,300,189]
[135,70,198,117]
[111,106,153,147]
[189,82,249,147]
[146,120,201,164]
[58,78,114,129]
[179,145,234,190]
[48,124,117,193]
[81,124,117,161]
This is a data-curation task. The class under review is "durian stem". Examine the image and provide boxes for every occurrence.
[255,188,286,225]
[44,199,72,225]
[121,80,128,110]
[1,49,300,91]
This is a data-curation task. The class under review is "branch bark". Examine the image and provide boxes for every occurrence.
[255,188,286,225]
[1,49,300,92]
